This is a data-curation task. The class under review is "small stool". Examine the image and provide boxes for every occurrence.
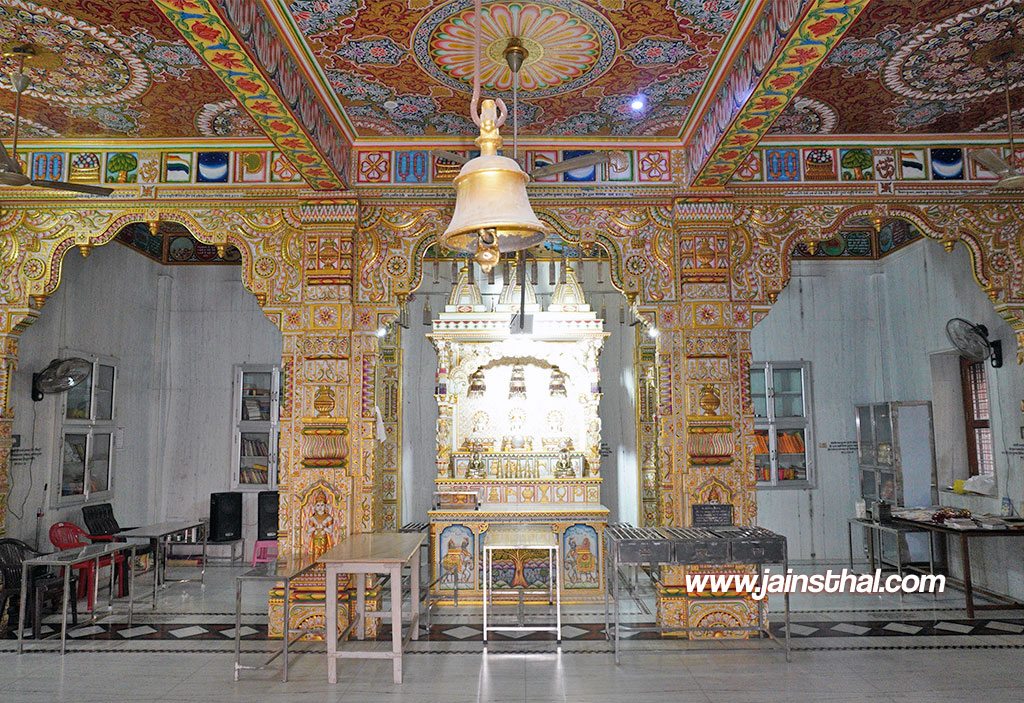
[251,540,277,566]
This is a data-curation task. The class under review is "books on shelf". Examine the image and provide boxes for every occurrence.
[777,432,804,453]
[240,464,268,484]
[241,437,269,456]
[242,397,269,421]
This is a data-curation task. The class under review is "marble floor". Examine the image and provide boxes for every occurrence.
[2,560,1023,702]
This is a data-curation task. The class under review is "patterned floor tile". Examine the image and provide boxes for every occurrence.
[118,625,158,639]
[68,625,106,638]
[934,621,974,634]
[883,622,922,634]
[786,623,818,636]
[560,625,589,639]
[442,626,480,640]
[830,623,871,635]
[219,626,258,639]
[169,625,209,638]
[986,621,1024,633]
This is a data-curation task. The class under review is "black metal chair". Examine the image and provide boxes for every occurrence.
[82,503,153,556]
[0,538,78,640]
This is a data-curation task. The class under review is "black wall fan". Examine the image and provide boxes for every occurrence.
[31,357,92,402]
[946,318,1003,368]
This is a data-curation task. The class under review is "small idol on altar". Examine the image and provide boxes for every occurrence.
[465,449,488,478]
[553,447,575,478]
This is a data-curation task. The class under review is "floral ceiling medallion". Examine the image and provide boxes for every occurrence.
[413,0,617,98]
[883,0,1024,102]
[0,0,149,104]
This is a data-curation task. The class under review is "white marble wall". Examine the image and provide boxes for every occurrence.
[400,261,638,525]
[5,243,282,551]
[754,240,1024,599]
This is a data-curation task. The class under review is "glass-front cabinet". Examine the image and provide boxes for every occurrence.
[232,365,280,490]
[855,402,937,564]
[751,361,813,487]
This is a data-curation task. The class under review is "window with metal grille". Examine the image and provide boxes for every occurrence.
[960,357,994,476]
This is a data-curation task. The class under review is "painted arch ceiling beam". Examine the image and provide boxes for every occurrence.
[153,0,349,190]
[687,0,873,188]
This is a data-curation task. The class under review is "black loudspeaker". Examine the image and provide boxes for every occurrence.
[257,490,279,540]
[209,492,242,542]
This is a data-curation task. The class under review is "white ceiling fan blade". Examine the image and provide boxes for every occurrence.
[432,149,470,165]
[971,148,1013,178]
[530,151,611,180]
[993,173,1024,189]
[0,138,22,175]
[30,179,113,196]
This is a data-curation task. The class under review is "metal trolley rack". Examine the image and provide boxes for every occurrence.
[604,524,790,663]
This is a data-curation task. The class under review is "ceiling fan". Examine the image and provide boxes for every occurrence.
[432,37,628,181]
[0,43,112,196]
[968,37,1024,190]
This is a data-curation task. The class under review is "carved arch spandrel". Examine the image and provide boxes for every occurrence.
[0,205,305,334]
[355,202,675,305]
[735,203,1024,360]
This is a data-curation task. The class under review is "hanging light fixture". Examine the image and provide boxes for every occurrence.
[440,0,546,273]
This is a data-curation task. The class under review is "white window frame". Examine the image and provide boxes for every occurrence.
[751,360,814,489]
[54,353,117,506]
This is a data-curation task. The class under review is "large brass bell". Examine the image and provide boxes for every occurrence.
[440,99,546,271]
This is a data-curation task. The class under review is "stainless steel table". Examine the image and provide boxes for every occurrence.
[234,553,320,682]
[482,525,560,643]
[320,533,424,685]
[847,517,935,579]
[119,520,207,607]
[17,542,136,654]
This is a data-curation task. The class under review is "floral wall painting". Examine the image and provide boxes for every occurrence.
[196,151,230,182]
[235,151,269,182]
[30,152,64,182]
[765,148,800,182]
[802,148,836,181]
[162,152,193,183]
[898,148,927,179]
[840,148,873,180]
[105,151,139,183]
[68,152,102,183]
[930,147,964,180]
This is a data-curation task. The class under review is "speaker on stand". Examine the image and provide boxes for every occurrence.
[257,490,279,540]
[209,491,242,542]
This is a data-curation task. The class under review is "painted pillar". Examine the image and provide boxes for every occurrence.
[655,199,759,636]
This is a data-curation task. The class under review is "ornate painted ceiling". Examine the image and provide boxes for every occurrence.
[0,0,1021,189]
[0,0,259,139]
[770,0,1024,135]
[288,0,743,138]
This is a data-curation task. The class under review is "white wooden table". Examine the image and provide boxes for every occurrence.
[483,525,561,643]
[319,533,424,684]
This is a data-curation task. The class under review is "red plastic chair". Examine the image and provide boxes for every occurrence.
[48,522,126,611]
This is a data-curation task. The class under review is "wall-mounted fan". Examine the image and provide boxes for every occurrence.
[946,318,1003,368]
[967,37,1024,190]
[31,357,92,402]
[0,43,112,196]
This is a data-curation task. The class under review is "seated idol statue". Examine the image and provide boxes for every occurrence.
[465,449,488,478]
[553,447,575,478]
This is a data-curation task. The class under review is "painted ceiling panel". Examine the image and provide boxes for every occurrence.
[0,0,261,138]
[291,0,743,138]
[771,0,1024,135]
